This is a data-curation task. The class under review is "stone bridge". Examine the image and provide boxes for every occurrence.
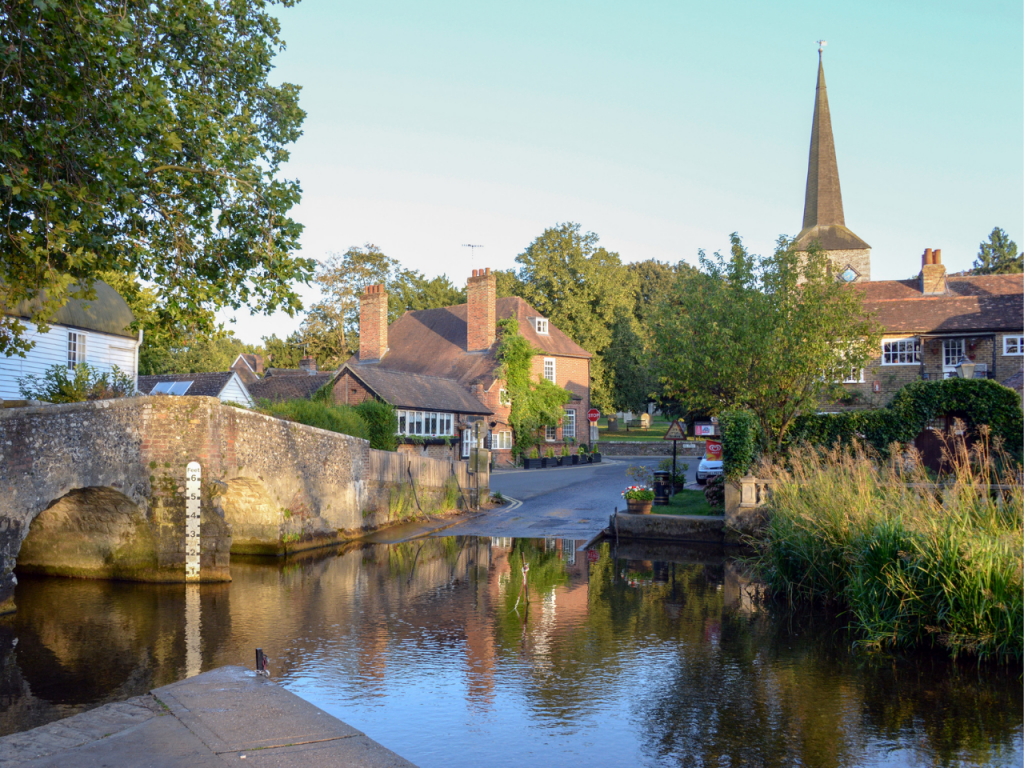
[0,396,386,614]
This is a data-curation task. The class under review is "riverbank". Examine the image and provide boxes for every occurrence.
[0,665,415,767]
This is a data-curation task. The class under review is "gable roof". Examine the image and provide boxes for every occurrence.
[137,372,252,403]
[6,280,136,339]
[344,296,590,392]
[337,364,491,415]
[249,372,333,402]
[856,273,1023,334]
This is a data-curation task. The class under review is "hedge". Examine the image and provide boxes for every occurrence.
[789,378,1023,458]
[719,409,760,479]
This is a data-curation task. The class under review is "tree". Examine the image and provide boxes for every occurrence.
[0,0,312,357]
[502,223,637,411]
[496,318,571,458]
[972,228,1021,275]
[603,309,656,414]
[259,332,304,370]
[653,234,881,453]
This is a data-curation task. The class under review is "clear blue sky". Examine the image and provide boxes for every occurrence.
[223,0,1024,344]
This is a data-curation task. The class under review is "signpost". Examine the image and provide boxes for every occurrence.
[662,419,687,496]
[588,409,600,446]
[185,461,201,582]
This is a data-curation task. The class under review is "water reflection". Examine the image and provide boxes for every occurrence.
[0,537,1020,767]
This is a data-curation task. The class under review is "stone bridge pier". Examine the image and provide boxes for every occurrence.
[0,396,372,614]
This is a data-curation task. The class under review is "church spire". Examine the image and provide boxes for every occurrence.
[802,52,845,231]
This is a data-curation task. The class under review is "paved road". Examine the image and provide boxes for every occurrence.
[436,455,698,540]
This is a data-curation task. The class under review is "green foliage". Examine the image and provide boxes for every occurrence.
[971,227,1021,275]
[545,447,556,459]
[657,458,689,485]
[496,317,571,457]
[560,443,571,456]
[653,234,881,453]
[789,378,1024,459]
[141,332,255,376]
[259,333,304,371]
[1,0,311,358]
[499,222,637,411]
[355,399,399,451]
[257,399,368,441]
[703,476,725,507]
[753,438,1022,663]
[18,363,134,403]
[719,409,760,478]
[622,486,655,501]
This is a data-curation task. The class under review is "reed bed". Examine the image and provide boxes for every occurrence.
[752,427,1022,663]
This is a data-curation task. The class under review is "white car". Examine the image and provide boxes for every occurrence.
[696,457,723,485]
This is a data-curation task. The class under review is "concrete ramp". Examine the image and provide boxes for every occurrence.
[0,666,415,767]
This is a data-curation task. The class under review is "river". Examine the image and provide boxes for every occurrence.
[0,536,1020,767]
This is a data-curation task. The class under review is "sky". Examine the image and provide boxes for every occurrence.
[220,0,1024,345]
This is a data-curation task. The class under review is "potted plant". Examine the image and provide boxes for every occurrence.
[579,443,592,463]
[568,438,580,465]
[658,458,690,491]
[622,485,655,514]
[558,444,572,466]
[591,445,602,463]
[542,446,556,468]
[524,446,542,470]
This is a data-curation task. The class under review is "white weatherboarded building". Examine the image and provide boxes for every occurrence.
[1,281,142,401]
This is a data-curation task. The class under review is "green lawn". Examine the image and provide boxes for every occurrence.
[656,489,720,516]
[598,416,679,442]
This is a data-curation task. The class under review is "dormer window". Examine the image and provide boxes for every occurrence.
[534,318,549,335]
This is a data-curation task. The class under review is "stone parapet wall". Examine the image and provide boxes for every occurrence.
[599,441,707,457]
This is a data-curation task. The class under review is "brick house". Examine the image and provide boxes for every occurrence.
[789,53,1024,411]
[330,269,592,464]
[837,251,1024,409]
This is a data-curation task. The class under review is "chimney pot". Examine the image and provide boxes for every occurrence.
[359,282,389,361]
[485,267,490,275]
[924,248,933,266]
[933,248,941,265]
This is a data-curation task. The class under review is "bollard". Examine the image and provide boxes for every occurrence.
[256,648,269,677]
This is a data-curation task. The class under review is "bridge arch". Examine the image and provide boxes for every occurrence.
[17,486,161,580]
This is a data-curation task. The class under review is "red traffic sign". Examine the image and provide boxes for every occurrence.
[587,408,600,423]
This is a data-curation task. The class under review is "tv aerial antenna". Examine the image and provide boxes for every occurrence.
[462,244,484,266]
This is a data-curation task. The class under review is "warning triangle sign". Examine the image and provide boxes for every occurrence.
[663,419,686,440]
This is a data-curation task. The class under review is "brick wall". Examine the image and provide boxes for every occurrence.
[359,284,389,361]
[333,372,375,407]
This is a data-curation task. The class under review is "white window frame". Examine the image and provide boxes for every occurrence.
[494,431,512,450]
[543,358,556,382]
[462,427,479,458]
[562,408,576,439]
[842,367,864,384]
[881,338,920,366]
[1004,335,1024,356]
[67,330,86,369]
[545,425,557,441]
[395,410,454,437]
[498,388,511,406]
[534,318,549,335]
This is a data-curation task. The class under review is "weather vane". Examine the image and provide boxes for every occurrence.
[817,39,827,56]
[462,244,484,265]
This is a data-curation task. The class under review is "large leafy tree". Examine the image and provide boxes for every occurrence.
[306,243,466,357]
[501,223,636,411]
[0,0,311,356]
[653,234,881,453]
[972,227,1021,275]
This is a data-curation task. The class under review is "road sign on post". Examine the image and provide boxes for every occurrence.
[587,409,600,423]
[662,419,687,496]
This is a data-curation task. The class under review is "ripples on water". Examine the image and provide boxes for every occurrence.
[0,536,1021,767]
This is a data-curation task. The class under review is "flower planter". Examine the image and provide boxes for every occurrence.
[523,458,543,469]
[592,452,602,463]
[558,456,572,466]
[541,457,554,468]
[626,499,653,515]
[570,455,580,465]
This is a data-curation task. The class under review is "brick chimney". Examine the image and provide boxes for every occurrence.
[299,356,318,375]
[920,248,946,294]
[359,284,389,361]
[467,268,496,352]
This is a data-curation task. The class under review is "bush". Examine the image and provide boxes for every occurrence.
[719,409,760,478]
[752,431,1023,663]
[355,399,398,451]
[19,363,135,403]
[789,378,1023,459]
[703,475,725,507]
[258,398,367,441]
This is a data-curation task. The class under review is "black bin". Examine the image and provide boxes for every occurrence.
[653,470,671,506]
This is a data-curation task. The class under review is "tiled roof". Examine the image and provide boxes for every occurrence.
[249,372,333,402]
[344,296,590,392]
[339,365,491,415]
[7,280,136,339]
[856,274,1023,334]
[138,372,237,398]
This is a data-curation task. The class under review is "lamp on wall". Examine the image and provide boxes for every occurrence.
[955,356,977,380]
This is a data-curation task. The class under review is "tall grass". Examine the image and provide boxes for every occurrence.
[752,427,1022,663]
[257,398,368,441]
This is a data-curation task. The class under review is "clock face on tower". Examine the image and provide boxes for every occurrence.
[839,265,859,283]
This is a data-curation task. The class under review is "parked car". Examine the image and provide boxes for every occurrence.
[695,457,723,485]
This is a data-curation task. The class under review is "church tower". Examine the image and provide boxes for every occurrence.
[795,49,871,282]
